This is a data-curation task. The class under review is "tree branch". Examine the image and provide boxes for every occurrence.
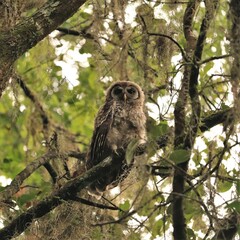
[57,27,94,39]
[198,54,231,65]
[0,151,65,202]
[229,0,240,115]
[147,32,187,61]
[171,2,199,238]
[0,0,87,97]
[16,75,84,182]
[0,150,85,203]
[200,108,233,132]
[16,75,49,130]
[187,0,219,147]
[213,212,238,240]
[0,156,114,239]
[172,1,219,239]
[69,196,118,210]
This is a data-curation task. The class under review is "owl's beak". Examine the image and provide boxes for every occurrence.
[123,93,127,102]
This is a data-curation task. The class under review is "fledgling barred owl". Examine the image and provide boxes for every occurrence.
[86,81,147,198]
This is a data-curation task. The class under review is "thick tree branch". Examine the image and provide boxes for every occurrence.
[0,0,87,63]
[230,0,240,116]
[183,0,201,50]
[0,0,87,97]
[200,108,233,132]
[172,1,218,239]
[187,0,219,147]
[173,0,200,148]
[171,1,200,239]
[0,151,64,202]
[0,156,114,239]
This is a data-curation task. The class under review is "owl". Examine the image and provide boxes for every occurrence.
[86,81,147,198]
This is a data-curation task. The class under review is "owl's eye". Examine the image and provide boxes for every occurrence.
[111,86,123,98]
[126,86,139,99]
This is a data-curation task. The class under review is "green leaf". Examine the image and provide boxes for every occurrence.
[218,180,233,192]
[158,121,169,135]
[152,219,163,238]
[186,228,196,240]
[119,200,131,218]
[147,119,169,140]
[79,41,94,54]
[227,201,240,213]
[119,200,130,212]
[126,139,141,165]
[169,149,191,164]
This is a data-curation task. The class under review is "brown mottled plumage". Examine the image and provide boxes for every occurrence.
[86,81,147,198]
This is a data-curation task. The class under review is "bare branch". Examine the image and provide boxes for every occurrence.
[69,196,118,210]
[147,32,188,61]
[198,54,231,65]
[57,27,94,39]
[15,75,49,130]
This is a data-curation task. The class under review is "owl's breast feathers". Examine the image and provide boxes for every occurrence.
[107,103,146,151]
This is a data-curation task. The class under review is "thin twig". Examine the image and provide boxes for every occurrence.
[69,196,118,210]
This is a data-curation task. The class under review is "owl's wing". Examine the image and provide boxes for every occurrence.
[86,104,114,169]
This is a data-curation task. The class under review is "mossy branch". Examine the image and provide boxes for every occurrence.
[0,0,87,96]
[0,156,113,239]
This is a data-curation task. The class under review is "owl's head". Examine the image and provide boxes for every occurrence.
[106,81,145,104]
